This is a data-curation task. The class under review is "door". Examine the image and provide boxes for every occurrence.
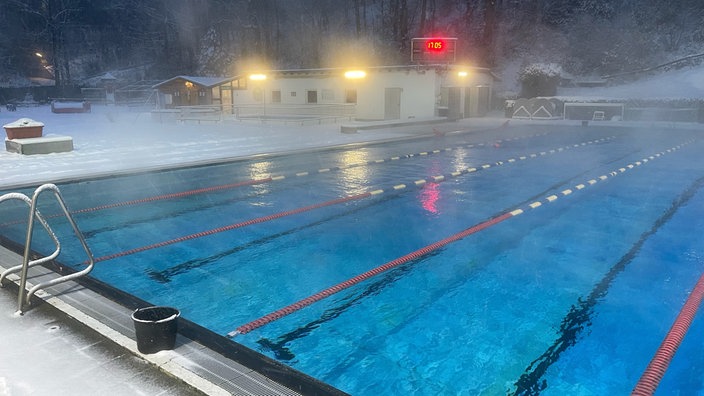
[464,87,472,118]
[447,87,462,119]
[384,88,402,120]
[477,86,490,116]
[307,90,318,103]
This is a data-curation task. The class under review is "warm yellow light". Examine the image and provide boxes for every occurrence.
[249,73,267,81]
[457,71,468,77]
[184,81,194,88]
[344,70,366,79]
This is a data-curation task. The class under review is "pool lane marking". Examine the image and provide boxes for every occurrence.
[1,131,558,227]
[91,136,615,264]
[511,174,704,395]
[632,272,704,395]
[228,139,695,337]
[91,192,374,263]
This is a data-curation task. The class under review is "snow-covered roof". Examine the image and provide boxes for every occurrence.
[231,65,499,81]
[152,76,236,89]
[3,118,44,128]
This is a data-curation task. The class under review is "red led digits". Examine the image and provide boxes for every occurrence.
[425,39,445,52]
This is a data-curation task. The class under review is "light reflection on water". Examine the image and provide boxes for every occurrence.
[450,147,472,172]
[337,150,372,195]
[419,182,440,214]
[248,161,272,197]
[248,161,273,179]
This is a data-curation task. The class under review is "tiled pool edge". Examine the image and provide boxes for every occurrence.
[0,244,330,396]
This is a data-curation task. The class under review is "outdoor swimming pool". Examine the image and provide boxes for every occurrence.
[2,124,704,395]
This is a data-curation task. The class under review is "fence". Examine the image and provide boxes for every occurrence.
[162,103,356,125]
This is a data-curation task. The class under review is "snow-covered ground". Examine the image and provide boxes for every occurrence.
[2,62,703,189]
[559,63,704,100]
[1,106,487,189]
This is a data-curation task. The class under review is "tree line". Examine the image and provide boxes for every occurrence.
[1,0,703,86]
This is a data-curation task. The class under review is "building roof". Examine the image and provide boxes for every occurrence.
[153,65,499,90]
[152,76,237,89]
[236,65,500,80]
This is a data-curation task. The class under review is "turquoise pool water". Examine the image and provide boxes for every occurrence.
[2,125,704,395]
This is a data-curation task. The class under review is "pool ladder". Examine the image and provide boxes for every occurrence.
[0,184,94,314]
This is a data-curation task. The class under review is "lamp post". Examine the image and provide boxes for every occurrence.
[35,52,54,79]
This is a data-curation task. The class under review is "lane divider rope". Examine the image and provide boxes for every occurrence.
[228,140,694,337]
[0,131,555,227]
[632,272,704,395]
[91,136,615,263]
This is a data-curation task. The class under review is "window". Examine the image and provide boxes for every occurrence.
[233,77,247,90]
[307,90,318,103]
[345,89,357,104]
[272,90,282,103]
[291,91,297,97]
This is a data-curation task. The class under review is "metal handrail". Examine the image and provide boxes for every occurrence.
[0,184,94,313]
[0,193,61,284]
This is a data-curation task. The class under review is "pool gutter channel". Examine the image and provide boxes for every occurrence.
[0,244,346,396]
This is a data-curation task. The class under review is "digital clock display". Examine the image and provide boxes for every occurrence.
[425,39,445,52]
[411,37,457,63]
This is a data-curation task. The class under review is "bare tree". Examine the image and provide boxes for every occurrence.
[10,0,84,86]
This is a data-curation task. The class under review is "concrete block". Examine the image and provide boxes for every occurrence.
[5,136,74,155]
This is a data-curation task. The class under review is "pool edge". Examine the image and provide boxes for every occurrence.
[0,242,347,396]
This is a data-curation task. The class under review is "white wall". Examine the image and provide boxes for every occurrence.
[227,67,494,120]
[355,69,438,120]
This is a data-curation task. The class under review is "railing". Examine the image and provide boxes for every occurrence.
[0,184,94,314]
[172,103,356,125]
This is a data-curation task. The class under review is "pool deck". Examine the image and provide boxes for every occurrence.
[0,245,307,396]
[2,113,701,395]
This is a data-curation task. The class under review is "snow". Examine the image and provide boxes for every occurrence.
[3,118,44,128]
[50,101,87,109]
[559,64,704,100]
[1,63,704,191]
[0,106,459,189]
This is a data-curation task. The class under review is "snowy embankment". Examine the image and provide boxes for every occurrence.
[0,106,488,189]
[558,63,704,101]
[2,63,704,190]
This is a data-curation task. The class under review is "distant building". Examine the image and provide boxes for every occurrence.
[152,76,239,108]
[153,65,497,120]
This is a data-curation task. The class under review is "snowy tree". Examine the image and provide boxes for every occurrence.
[519,63,563,97]
[2,0,704,84]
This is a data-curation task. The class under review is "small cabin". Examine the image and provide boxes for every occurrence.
[152,76,239,108]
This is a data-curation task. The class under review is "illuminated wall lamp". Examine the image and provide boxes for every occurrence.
[249,74,267,81]
[344,70,366,79]
[457,71,469,77]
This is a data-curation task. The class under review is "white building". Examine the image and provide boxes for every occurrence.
[155,65,497,121]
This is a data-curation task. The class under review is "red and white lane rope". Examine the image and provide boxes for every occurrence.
[632,272,704,395]
[229,140,694,337]
[1,132,558,229]
[92,136,614,263]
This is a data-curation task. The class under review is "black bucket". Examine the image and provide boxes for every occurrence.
[131,306,180,354]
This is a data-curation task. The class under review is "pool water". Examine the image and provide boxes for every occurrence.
[2,125,704,395]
